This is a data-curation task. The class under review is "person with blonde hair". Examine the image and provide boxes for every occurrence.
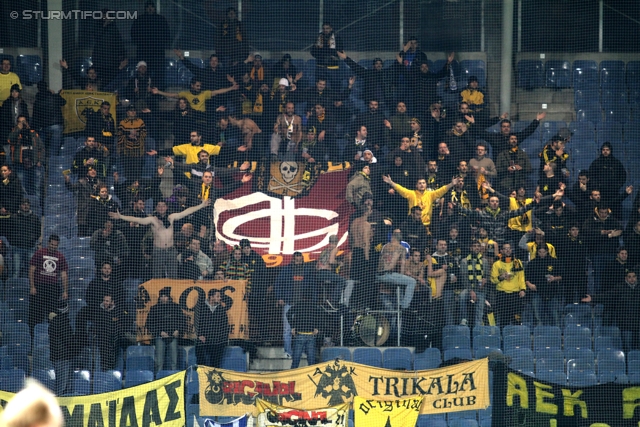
[0,379,63,427]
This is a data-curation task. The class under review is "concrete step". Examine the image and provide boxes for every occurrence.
[250,358,308,372]
[514,88,575,104]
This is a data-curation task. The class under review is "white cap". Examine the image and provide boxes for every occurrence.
[136,61,147,69]
[279,78,289,87]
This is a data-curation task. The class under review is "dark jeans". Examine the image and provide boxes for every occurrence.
[291,333,316,369]
[195,342,226,368]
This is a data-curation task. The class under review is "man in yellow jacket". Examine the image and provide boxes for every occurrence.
[491,242,526,326]
[382,174,460,233]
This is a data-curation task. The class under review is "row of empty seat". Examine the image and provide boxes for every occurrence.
[517,59,640,91]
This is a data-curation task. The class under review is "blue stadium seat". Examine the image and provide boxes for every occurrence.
[503,334,531,353]
[15,55,42,85]
[448,410,479,424]
[71,370,92,395]
[539,121,567,143]
[517,60,544,89]
[600,60,625,90]
[473,325,500,338]
[416,414,447,427]
[220,356,247,372]
[0,369,26,392]
[382,348,413,371]
[627,61,640,91]
[473,334,501,351]
[595,336,623,352]
[602,89,628,110]
[5,278,30,300]
[413,348,442,370]
[624,123,640,144]
[33,345,53,370]
[573,60,599,90]
[32,369,56,392]
[507,348,534,373]
[595,326,622,339]
[126,355,155,371]
[443,325,471,338]
[3,344,30,373]
[2,322,31,352]
[576,107,602,124]
[222,346,246,360]
[545,60,571,88]
[186,366,199,398]
[533,326,562,350]
[303,59,316,86]
[567,370,597,387]
[535,349,564,373]
[574,89,599,111]
[125,370,154,388]
[444,348,473,362]
[443,335,471,351]
[564,334,592,352]
[597,350,626,383]
[474,346,502,360]
[448,411,478,427]
[563,304,592,328]
[565,348,595,366]
[460,59,486,88]
[604,109,630,124]
[93,370,123,393]
[165,59,183,88]
[564,324,592,337]
[321,347,352,362]
[353,348,382,367]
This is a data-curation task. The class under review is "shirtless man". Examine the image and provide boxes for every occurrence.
[271,101,302,159]
[109,199,211,278]
[218,115,262,150]
[376,230,416,309]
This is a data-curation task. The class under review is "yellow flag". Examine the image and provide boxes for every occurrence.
[353,396,423,427]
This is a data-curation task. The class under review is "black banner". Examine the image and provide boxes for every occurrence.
[492,363,640,426]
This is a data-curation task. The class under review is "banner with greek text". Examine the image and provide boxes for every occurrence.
[255,399,349,427]
[135,279,249,342]
[60,90,117,134]
[0,371,184,427]
[353,396,423,427]
[492,363,640,426]
[198,359,489,417]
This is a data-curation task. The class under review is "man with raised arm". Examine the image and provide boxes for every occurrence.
[382,174,460,233]
[109,199,211,278]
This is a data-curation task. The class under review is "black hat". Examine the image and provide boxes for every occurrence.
[159,287,172,298]
[468,76,479,83]
[10,84,21,92]
[239,238,251,248]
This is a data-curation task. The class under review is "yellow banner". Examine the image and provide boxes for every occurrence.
[198,359,489,417]
[136,279,249,342]
[61,90,117,134]
[256,399,349,427]
[0,371,185,427]
[353,396,423,427]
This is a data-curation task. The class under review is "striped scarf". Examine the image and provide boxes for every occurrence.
[466,253,484,286]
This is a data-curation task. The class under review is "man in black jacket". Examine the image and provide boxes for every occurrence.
[8,198,41,278]
[146,287,188,371]
[195,289,229,368]
[49,300,78,396]
[32,81,66,156]
[482,111,546,154]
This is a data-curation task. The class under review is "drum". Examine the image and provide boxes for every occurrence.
[352,314,390,346]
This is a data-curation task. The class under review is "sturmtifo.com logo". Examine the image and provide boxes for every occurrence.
[12,10,138,20]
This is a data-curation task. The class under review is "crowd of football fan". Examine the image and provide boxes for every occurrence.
[1,3,639,391]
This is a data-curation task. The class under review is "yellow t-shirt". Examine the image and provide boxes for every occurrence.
[178,90,213,112]
[395,184,450,227]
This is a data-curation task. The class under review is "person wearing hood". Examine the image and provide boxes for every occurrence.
[0,83,29,143]
[146,287,188,371]
[195,289,229,367]
[588,141,628,211]
[582,204,623,295]
[346,162,371,210]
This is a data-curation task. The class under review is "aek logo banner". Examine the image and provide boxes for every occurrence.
[214,170,352,263]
